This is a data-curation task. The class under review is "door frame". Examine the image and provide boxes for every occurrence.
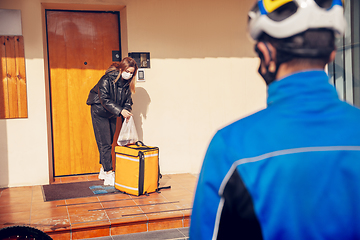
[41,3,128,183]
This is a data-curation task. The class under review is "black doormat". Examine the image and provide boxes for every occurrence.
[41,180,122,201]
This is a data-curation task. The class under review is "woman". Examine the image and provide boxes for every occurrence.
[86,57,138,186]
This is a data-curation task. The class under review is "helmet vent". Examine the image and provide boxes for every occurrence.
[267,2,298,22]
[248,3,260,23]
[314,0,334,9]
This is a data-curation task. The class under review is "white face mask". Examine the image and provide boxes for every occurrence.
[121,71,133,80]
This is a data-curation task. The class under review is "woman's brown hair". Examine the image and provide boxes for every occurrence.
[105,57,138,93]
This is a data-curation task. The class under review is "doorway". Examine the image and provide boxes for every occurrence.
[46,10,121,176]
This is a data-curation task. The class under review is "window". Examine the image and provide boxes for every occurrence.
[329,0,360,108]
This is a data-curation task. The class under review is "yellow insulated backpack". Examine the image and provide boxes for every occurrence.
[114,141,160,196]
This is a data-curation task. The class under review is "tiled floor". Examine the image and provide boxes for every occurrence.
[0,173,197,240]
[84,227,189,240]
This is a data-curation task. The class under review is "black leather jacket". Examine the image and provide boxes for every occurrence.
[86,70,132,118]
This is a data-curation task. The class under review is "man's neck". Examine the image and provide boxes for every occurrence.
[276,63,325,80]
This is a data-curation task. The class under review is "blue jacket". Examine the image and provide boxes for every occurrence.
[190,70,360,240]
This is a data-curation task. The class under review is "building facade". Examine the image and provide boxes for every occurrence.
[0,0,357,187]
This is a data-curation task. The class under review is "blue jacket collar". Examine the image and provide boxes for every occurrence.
[267,70,339,107]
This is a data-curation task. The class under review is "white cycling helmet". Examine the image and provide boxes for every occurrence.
[248,0,346,41]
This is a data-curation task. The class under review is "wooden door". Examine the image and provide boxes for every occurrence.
[46,10,120,176]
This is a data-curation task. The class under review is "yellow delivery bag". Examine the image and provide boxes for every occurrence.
[114,141,160,196]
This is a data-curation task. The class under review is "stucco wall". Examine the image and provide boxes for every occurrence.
[0,0,266,187]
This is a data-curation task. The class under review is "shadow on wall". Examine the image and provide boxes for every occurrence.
[132,87,151,141]
[0,121,8,187]
[110,87,150,169]
[20,0,256,60]
[129,0,256,59]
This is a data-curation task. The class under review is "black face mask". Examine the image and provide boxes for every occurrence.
[255,43,277,86]
[257,60,277,86]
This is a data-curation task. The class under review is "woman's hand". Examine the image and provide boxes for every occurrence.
[121,109,133,122]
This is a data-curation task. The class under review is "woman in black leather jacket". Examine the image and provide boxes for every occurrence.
[86,57,138,186]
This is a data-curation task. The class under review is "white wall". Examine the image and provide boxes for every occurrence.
[135,57,265,174]
[0,1,50,187]
[125,0,267,174]
[0,9,22,35]
[0,0,266,187]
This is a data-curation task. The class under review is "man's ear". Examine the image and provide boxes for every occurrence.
[329,50,337,63]
[257,42,276,72]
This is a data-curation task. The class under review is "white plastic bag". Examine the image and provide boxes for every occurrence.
[117,116,139,146]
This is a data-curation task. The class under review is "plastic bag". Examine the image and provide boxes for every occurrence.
[117,116,139,146]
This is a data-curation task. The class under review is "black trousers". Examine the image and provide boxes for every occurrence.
[90,105,117,172]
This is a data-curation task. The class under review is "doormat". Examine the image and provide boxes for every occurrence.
[42,180,122,201]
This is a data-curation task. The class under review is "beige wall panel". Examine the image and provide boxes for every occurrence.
[126,0,256,58]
